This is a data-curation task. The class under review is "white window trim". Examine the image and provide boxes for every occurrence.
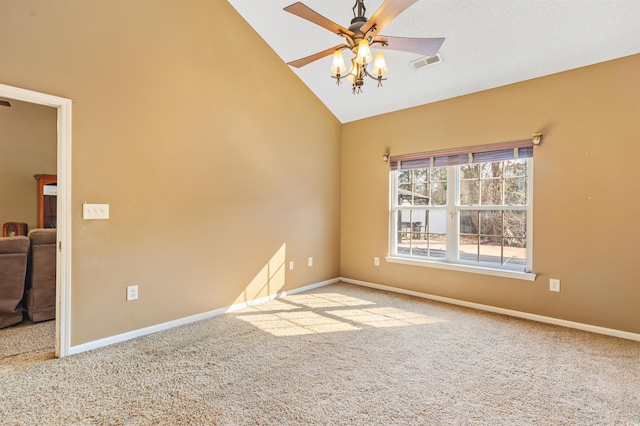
[385,255,536,281]
[447,166,457,263]
[388,159,534,280]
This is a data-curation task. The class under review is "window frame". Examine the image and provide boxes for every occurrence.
[388,159,535,281]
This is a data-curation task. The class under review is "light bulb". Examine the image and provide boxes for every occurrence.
[347,60,360,83]
[355,39,372,65]
[330,50,346,74]
[372,52,388,76]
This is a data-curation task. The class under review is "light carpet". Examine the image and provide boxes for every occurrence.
[0,319,55,379]
[1,282,638,425]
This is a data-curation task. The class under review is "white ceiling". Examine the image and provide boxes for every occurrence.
[228,0,640,123]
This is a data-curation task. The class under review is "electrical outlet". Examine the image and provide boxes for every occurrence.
[374,257,380,266]
[549,279,560,292]
[308,257,313,267]
[289,261,294,271]
[127,285,138,301]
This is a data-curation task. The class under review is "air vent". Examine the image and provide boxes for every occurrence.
[411,53,443,70]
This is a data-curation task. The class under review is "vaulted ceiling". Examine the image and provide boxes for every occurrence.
[228,0,640,123]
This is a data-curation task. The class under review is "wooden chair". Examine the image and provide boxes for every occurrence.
[2,222,29,237]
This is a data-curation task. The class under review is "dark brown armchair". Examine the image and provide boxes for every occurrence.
[25,229,57,322]
[0,236,30,328]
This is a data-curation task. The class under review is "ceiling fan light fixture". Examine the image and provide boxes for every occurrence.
[346,61,358,84]
[284,0,445,94]
[372,52,388,76]
[331,50,347,75]
[355,39,373,65]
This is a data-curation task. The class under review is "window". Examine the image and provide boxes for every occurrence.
[389,140,534,277]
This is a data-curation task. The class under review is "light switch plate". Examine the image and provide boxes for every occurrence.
[83,203,109,219]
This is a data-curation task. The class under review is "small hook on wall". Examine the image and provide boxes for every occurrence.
[382,151,390,162]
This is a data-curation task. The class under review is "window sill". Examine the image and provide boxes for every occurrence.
[385,256,537,281]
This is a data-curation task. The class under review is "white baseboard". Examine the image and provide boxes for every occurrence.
[340,277,640,342]
[68,275,638,356]
[68,278,339,356]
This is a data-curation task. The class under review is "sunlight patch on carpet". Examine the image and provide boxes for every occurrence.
[326,306,446,328]
[237,311,359,336]
[236,293,445,336]
[286,293,377,309]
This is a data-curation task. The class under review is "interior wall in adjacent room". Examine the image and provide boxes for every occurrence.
[0,99,57,231]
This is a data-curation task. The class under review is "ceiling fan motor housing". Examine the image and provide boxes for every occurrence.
[346,18,369,51]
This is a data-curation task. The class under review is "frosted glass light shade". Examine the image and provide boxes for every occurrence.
[355,39,372,65]
[372,52,388,76]
[330,50,346,74]
[347,61,360,83]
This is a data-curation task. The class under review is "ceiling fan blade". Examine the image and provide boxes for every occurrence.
[361,0,418,37]
[284,2,355,37]
[373,36,445,57]
[0,100,11,107]
[287,44,349,68]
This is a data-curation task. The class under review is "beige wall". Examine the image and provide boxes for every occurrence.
[0,0,341,345]
[341,54,640,334]
[0,99,57,230]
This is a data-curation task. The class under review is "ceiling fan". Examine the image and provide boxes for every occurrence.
[284,0,445,94]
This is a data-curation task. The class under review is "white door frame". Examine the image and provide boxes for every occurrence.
[0,83,72,357]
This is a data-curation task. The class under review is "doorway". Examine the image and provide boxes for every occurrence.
[0,84,72,357]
